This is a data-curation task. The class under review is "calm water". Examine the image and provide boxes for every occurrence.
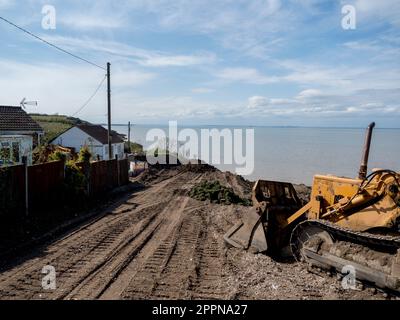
[111,125,400,185]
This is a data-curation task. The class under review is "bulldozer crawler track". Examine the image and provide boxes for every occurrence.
[293,220,400,253]
[291,220,400,293]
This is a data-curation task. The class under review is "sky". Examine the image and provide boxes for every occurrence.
[0,0,399,127]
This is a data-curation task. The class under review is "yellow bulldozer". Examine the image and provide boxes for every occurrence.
[224,123,400,292]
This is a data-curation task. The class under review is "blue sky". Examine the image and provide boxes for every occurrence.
[0,0,399,127]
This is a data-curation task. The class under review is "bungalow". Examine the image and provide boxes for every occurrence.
[50,124,125,160]
[0,106,44,166]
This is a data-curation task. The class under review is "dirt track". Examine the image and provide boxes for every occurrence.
[0,166,389,300]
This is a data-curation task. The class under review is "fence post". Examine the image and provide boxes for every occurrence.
[85,161,91,196]
[22,156,29,217]
[116,155,120,187]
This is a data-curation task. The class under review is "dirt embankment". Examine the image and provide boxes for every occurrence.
[0,165,389,300]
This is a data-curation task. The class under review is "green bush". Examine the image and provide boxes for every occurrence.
[64,160,87,199]
[189,181,252,206]
[125,142,144,154]
[48,151,67,163]
[78,146,92,163]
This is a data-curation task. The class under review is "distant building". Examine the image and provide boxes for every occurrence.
[50,124,125,160]
[0,106,44,166]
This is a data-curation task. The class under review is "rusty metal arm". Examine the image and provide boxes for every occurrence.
[359,122,376,180]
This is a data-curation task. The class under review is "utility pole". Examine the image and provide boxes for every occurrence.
[107,62,112,160]
[128,121,131,154]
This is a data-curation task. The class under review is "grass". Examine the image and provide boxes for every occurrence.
[30,114,88,144]
[30,114,144,154]
[126,142,144,154]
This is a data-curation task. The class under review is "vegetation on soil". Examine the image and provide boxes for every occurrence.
[48,150,67,163]
[30,114,89,144]
[77,146,92,163]
[46,147,90,201]
[190,180,252,206]
[125,142,144,154]
[64,161,87,199]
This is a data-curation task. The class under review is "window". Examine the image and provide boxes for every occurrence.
[0,147,10,161]
[12,142,20,163]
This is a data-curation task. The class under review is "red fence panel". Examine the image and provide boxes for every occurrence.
[89,160,108,195]
[27,161,64,212]
[0,165,25,217]
[88,159,129,196]
[118,159,129,186]
[1,158,130,218]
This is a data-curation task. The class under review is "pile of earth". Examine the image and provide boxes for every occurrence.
[189,180,252,206]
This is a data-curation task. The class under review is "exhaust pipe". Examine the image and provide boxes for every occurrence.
[358,122,376,180]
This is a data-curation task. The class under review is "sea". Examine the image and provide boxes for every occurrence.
[109,125,400,185]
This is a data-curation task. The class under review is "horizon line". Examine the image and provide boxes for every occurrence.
[101,123,400,130]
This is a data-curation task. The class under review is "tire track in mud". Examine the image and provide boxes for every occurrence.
[120,208,204,300]
[118,207,229,300]
[0,171,202,300]
[190,232,229,300]
[64,171,204,299]
[65,198,202,299]
[0,201,165,300]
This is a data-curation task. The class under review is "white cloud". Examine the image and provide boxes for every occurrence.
[345,0,400,26]
[192,88,215,94]
[137,52,216,67]
[0,0,13,9]
[246,87,400,116]
[128,0,290,58]
[59,14,125,30]
[248,96,270,109]
[276,59,400,92]
[297,89,323,99]
[41,35,216,68]
[0,60,155,117]
[112,95,223,121]
[216,67,278,84]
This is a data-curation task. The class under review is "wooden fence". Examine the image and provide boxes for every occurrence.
[0,158,129,218]
[28,161,65,212]
[0,164,25,218]
[77,159,129,196]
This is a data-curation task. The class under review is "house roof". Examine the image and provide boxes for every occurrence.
[0,106,43,133]
[76,124,125,144]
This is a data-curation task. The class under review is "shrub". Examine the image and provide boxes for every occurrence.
[78,146,92,163]
[125,142,144,154]
[64,160,87,200]
[48,151,67,163]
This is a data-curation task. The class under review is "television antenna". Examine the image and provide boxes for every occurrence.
[20,98,38,109]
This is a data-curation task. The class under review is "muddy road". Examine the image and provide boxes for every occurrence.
[0,166,388,300]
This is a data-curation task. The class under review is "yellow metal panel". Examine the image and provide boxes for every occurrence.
[309,175,362,219]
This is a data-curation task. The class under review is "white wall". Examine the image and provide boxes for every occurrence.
[53,127,105,159]
[53,127,126,160]
[104,142,125,160]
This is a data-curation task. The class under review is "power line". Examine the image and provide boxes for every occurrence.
[0,16,105,70]
[72,75,107,117]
